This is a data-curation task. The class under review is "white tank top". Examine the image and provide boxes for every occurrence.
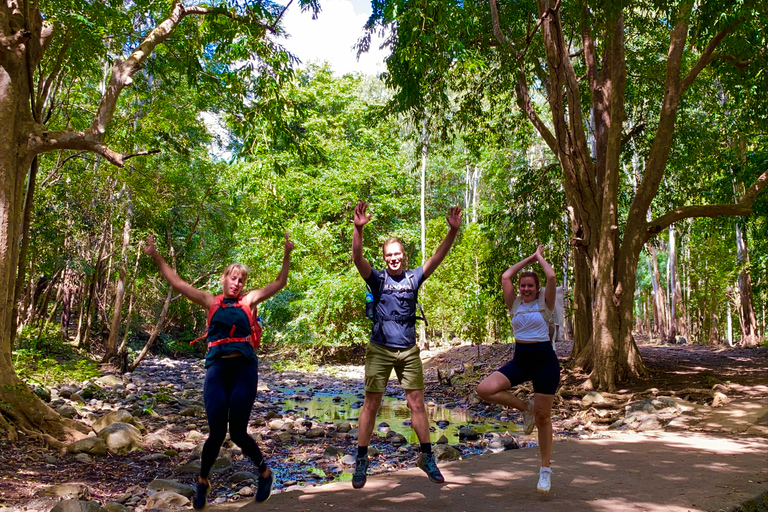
[510,300,551,342]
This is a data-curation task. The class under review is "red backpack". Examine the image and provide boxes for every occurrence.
[190,294,262,350]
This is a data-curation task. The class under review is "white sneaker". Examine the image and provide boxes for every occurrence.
[537,466,552,493]
[522,398,535,435]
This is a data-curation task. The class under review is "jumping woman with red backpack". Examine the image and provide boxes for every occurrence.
[144,233,294,508]
[476,245,560,494]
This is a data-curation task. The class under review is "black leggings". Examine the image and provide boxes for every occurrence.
[201,356,265,478]
[497,342,560,395]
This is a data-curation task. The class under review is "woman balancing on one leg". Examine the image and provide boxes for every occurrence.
[476,245,560,494]
[144,233,294,508]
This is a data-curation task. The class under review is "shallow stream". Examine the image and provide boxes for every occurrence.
[279,388,522,444]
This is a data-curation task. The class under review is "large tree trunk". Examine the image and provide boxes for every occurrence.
[735,223,758,346]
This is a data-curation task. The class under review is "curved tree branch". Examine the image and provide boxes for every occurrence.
[646,168,768,241]
[680,18,743,93]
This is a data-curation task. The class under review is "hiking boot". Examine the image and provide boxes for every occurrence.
[255,468,274,503]
[537,466,552,493]
[522,397,535,435]
[352,455,369,489]
[192,478,210,510]
[416,452,444,483]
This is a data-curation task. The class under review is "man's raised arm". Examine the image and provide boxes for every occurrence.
[423,206,462,279]
[352,201,373,279]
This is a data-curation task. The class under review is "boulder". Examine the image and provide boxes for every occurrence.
[581,391,606,407]
[321,446,345,460]
[49,500,107,512]
[38,483,90,500]
[92,410,145,434]
[67,437,108,456]
[102,502,129,512]
[433,444,461,461]
[144,490,189,510]
[147,479,194,499]
[96,422,143,455]
[96,375,124,388]
[458,426,479,440]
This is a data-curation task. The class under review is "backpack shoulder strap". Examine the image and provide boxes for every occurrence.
[207,294,225,327]
[510,295,523,317]
[537,289,554,323]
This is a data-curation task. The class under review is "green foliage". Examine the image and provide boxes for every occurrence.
[14,325,101,386]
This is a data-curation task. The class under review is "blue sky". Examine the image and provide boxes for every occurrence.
[280,0,388,76]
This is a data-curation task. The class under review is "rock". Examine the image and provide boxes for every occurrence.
[458,426,479,440]
[184,431,206,443]
[38,484,91,500]
[348,428,359,439]
[388,433,407,445]
[179,406,204,417]
[305,427,325,438]
[147,479,194,499]
[171,441,196,452]
[96,375,124,388]
[341,454,357,465]
[321,447,345,460]
[173,460,201,475]
[367,446,380,457]
[436,435,449,445]
[92,409,145,434]
[377,422,390,433]
[498,435,520,450]
[228,471,257,483]
[140,453,170,461]
[59,385,79,398]
[581,391,606,407]
[102,502,129,512]
[337,422,352,433]
[238,486,255,496]
[433,444,461,461]
[67,437,108,456]
[74,453,92,463]
[711,391,729,408]
[32,386,51,402]
[212,456,233,473]
[97,422,143,455]
[49,500,107,512]
[79,383,101,400]
[268,419,286,430]
[57,405,79,419]
[70,393,85,404]
[277,432,294,442]
[144,490,189,510]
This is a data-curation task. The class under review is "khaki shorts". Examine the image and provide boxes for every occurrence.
[364,342,424,393]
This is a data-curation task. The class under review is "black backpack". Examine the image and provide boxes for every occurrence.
[365,270,428,326]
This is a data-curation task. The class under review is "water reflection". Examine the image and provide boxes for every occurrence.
[279,390,520,444]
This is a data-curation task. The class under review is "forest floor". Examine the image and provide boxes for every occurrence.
[2,338,767,511]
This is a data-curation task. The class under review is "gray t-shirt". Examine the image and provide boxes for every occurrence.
[365,267,426,349]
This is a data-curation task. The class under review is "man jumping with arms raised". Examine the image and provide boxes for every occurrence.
[351,200,461,489]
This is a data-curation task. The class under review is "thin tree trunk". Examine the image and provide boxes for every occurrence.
[419,115,428,351]
[128,285,173,372]
[104,186,133,362]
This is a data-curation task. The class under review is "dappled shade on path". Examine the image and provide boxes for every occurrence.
[227,431,767,512]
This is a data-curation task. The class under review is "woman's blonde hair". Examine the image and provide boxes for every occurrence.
[220,263,249,287]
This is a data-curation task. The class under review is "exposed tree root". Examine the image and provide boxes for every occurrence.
[0,412,19,442]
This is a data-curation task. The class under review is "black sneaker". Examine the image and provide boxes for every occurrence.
[192,479,210,510]
[352,455,369,489]
[416,452,444,483]
[255,469,274,503]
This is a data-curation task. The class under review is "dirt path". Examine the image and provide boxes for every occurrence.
[228,430,768,512]
[2,341,767,511]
